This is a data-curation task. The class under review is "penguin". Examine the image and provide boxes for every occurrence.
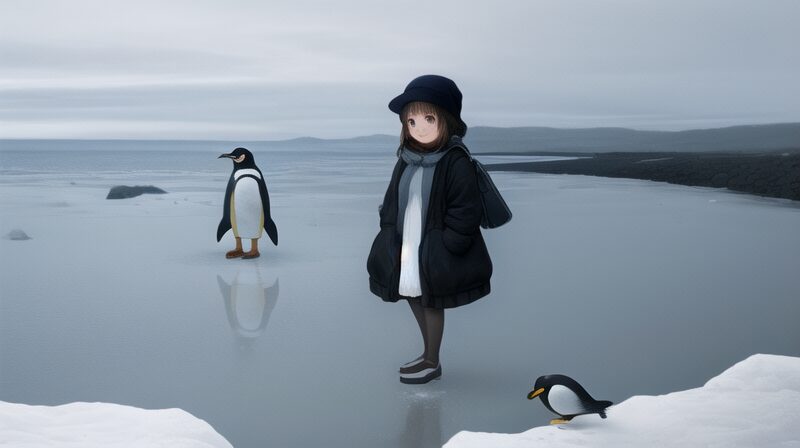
[527,374,613,425]
[217,147,278,259]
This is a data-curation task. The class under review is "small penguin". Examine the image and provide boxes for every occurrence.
[527,374,613,424]
[217,147,278,259]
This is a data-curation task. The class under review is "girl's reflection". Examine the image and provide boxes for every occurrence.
[399,391,442,448]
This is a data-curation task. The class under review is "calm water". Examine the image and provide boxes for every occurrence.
[1,143,799,447]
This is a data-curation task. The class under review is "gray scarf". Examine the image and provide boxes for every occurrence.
[396,141,454,234]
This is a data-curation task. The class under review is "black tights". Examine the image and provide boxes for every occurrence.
[407,298,444,365]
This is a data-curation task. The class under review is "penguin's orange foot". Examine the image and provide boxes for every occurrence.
[242,251,260,259]
[549,419,571,425]
[225,249,245,259]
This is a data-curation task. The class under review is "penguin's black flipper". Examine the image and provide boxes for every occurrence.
[593,400,613,418]
[217,174,235,242]
[256,171,278,246]
[264,218,278,246]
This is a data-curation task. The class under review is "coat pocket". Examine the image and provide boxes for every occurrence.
[421,228,492,296]
[367,226,399,287]
[441,226,474,255]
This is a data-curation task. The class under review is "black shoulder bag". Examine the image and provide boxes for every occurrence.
[453,141,512,229]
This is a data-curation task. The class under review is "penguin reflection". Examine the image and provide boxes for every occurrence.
[217,268,279,344]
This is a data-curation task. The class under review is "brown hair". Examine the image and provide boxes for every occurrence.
[400,101,457,151]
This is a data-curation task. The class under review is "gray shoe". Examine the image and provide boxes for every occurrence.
[400,364,442,384]
[399,357,425,373]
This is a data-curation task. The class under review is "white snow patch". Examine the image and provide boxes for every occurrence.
[0,401,233,448]
[444,354,800,448]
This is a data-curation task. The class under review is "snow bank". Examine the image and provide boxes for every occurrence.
[445,354,800,448]
[0,401,232,448]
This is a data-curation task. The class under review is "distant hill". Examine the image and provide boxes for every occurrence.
[275,123,800,153]
[0,136,401,153]
[464,123,800,154]
[2,123,798,154]
[278,123,800,153]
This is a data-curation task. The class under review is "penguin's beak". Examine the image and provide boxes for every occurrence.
[527,388,545,400]
[218,153,233,159]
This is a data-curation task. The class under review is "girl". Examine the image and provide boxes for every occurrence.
[367,75,493,384]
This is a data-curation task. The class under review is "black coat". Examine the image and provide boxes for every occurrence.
[367,146,492,309]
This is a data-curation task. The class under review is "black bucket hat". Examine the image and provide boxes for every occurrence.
[388,74,467,137]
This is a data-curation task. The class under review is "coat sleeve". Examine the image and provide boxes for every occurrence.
[379,159,404,227]
[442,154,483,255]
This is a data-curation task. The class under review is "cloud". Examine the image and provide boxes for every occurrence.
[0,0,798,138]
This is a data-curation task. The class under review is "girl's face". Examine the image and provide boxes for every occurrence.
[405,111,440,145]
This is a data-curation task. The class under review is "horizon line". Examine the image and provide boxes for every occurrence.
[0,122,798,143]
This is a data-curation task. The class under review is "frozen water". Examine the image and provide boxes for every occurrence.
[1,144,799,447]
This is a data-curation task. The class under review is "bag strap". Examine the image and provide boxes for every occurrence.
[447,136,474,161]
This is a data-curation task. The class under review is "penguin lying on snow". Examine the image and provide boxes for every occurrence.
[218,148,278,259]
[527,374,613,424]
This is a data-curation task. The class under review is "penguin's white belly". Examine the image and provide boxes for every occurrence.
[232,177,263,239]
[548,385,586,415]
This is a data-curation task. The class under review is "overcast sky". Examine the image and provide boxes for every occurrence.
[1,0,798,139]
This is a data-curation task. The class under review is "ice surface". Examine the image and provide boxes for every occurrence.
[0,400,232,447]
[1,147,799,447]
[444,354,800,447]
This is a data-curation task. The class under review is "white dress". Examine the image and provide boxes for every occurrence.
[398,168,423,297]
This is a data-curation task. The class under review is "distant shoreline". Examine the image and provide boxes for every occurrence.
[487,150,800,201]
[2,122,799,154]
